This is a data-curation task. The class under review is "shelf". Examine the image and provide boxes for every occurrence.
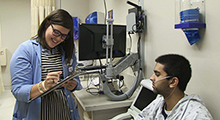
[175,22,206,29]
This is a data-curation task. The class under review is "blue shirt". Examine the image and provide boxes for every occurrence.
[10,39,82,120]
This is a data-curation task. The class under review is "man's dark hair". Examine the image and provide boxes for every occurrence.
[155,54,192,92]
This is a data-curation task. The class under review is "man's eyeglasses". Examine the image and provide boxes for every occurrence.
[50,24,69,40]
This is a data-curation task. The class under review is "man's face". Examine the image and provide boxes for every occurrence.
[150,63,170,95]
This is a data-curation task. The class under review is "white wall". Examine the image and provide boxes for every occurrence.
[0,0,219,119]
[0,0,31,89]
[87,0,220,119]
[144,1,219,119]
[0,0,89,89]
[59,0,89,23]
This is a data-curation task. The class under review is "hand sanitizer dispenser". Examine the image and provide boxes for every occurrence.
[175,0,206,45]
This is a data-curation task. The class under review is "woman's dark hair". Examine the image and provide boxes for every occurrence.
[32,9,74,64]
[155,54,192,92]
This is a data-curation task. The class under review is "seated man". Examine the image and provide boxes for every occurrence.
[138,54,213,120]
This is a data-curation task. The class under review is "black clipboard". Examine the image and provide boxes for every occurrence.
[28,71,84,103]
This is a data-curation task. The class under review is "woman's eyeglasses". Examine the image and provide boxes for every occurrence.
[50,24,69,40]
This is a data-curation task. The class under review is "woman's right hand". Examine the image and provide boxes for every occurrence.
[30,71,62,99]
[44,71,62,90]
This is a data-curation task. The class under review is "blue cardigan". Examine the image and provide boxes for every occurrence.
[10,39,82,120]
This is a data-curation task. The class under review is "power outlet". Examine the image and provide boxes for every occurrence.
[0,48,7,66]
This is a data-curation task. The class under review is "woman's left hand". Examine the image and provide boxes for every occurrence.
[62,79,77,91]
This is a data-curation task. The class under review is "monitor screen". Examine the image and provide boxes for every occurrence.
[78,23,126,61]
[133,87,157,111]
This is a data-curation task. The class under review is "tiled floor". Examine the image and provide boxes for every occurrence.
[0,89,15,120]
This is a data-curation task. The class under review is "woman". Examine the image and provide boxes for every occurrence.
[10,9,82,120]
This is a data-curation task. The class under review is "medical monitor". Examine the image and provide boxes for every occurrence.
[131,86,157,112]
[79,23,126,61]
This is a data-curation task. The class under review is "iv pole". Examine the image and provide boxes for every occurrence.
[79,1,145,101]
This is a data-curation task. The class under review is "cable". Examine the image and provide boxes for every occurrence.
[132,23,137,33]
[86,87,100,96]
[119,79,124,88]
[85,73,101,96]
[128,32,133,53]
[103,69,143,101]
[59,0,61,8]
[137,33,141,60]
[96,52,104,74]
[98,58,104,74]
[103,0,107,24]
